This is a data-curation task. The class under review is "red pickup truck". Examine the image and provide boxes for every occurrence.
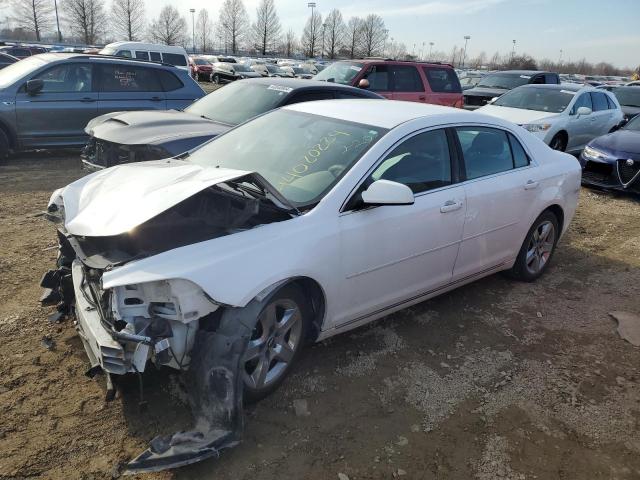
[314,58,463,108]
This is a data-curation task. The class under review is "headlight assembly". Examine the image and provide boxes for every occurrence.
[523,123,552,133]
[582,145,609,162]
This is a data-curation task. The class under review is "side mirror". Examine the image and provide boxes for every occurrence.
[358,78,370,89]
[576,106,592,116]
[26,79,44,96]
[361,180,414,206]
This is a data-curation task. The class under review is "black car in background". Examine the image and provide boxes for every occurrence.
[463,70,560,110]
[0,52,18,70]
[82,78,384,170]
[598,86,640,123]
[0,45,47,59]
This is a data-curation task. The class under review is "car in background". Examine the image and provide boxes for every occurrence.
[210,62,262,84]
[0,53,204,157]
[265,64,293,78]
[478,84,622,153]
[99,41,190,73]
[314,59,463,107]
[245,59,269,76]
[626,80,640,87]
[81,78,384,170]
[200,55,237,64]
[580,113,640,194]
[598,86,640,123]
[459,72,485,90]
[0,52,18,70]
[0,45,46,59]
[192,57,214,81]
[292,66,315,79]
[463,70,560,110]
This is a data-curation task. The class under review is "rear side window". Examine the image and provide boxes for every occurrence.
[34,63,93,93]
[456,127,514,180]
[149,52,162,62]
[508,133,530,168]
[162,53,187,67]
[390,65,423,92]
[98,64,162,92]
[158,70,184,91]
[422,67,461,93]
[135,51,149,60]
[590,92,609,111]
[605,94,617,109]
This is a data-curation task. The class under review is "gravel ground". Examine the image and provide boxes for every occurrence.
[0,152,639,480]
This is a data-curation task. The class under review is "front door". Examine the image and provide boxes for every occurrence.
[361,64,393,99]
[336,128,466,326]
[15,62,97,147]
[566,92,594,150]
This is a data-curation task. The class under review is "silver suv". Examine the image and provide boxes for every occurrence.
[0,53,205,157]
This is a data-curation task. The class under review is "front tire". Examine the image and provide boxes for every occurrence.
[509,211,559,282]
[242,285,311,403]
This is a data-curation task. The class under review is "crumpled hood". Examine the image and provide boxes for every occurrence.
[85,110,230,146]
[477,105,559,125]
[464,86,508,98]
[49,160,252,237]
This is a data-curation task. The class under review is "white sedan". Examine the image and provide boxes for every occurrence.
[477,84,624,153]
[45,100,580,400]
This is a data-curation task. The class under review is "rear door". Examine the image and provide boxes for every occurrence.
[422,66,463,107]
[388,64,426,103]
[361,64,393,99]
[96,63,167,114]
[15,62,97,147]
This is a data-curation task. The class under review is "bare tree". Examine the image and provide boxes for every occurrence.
[148,5,186,45]
[10,0,53,41]
[62,0,107,44]
[345,16,362,59]
[387,40,407,60]
[252,0,280,56]
[300,10,322,58]
[358,14,386,57]
[110,0,145,41]
[282,28,296,57]
[323,9,344,59]
[219,0,249,54]
[196,9,214,52]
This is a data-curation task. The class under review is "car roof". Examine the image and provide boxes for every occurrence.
[334,58,455,69]
[519,83,583,91]
[25,52,178,69]
[284,99,496,129]
[237,77,382,97]
[489,70,553,75]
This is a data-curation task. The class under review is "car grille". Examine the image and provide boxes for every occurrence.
[82,138,164,169]
[463,95,487,107]
[582,161,617,186]
[617,158,640,186]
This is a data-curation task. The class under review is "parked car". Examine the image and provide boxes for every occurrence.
[265,64,293,78]
[200,55,237,64]
[626,80,640,87]
[0,52,18,70]
[580,113,640,194]
[99,41,190,73]
[0,45,46,58]
[478,84,623,153]
[292,66,315,79]
[0,53,204,157]
[314,59,463,107]
[463,70,560,110]
[602,86,640,123]
[459,73,485,90]
[81,78,384,170]
[245,59,269,76]
[210,62,262,84]
[44,100,580,472]
[192,57,214,81]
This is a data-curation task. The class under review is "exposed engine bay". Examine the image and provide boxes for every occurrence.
[40,176,296,473]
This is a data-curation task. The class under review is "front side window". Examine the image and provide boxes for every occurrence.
[34,63,93,93]
[390,65,423,92]
[0,55,47,88]
[363,65,390,91]
[98,64,162,92]
[456,127,514,180]
[571,93,593,114]
[188,110,387,208]
[423,67,462,93]
[370,129,452,194]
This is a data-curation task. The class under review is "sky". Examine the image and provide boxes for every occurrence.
[3,0,640,68]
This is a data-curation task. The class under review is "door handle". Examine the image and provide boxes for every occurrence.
[440,200,462,213]
[150,96,162,102]
[524,180,539,190]
[80,97,95,103]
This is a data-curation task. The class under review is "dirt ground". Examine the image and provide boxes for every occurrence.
[1,152,639,480]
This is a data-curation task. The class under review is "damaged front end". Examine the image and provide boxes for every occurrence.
[40,167,296,473]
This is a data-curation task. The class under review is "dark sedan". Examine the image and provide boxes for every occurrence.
[210,62,261,84]
[0,52,18,70]
[81,78,384,170]
[601,86,640,123]
[580,114,640,194]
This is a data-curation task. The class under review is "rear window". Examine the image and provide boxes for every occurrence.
[422,67,461,93]
[162,53,187,66]
[158,70,184,91]
[98,64,162,92]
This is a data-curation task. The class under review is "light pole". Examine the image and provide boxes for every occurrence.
[53,0,62,42]
[462,35,470,68]
[307,2,316,57]
[419,41,425,60]
[321,22,327,59]
[190,9,196,53]
[511,39,516,60]
[559,49,563,65]
[429,42,434,60]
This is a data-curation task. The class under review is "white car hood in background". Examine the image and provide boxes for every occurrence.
[477,105,560,125]
[50,160,251,237]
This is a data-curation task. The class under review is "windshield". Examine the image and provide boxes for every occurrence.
[0,55,47,89]
[477,73,531,90]
[624,115,640,132]
[234,63,251,72]
[612,88,640,107]
[314,61,364,84]
[493,87,575,113]
[266,65,283,73]
[185,82,292,126]
[188,110,386,208]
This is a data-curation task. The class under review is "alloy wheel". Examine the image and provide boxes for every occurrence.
[525,220,556,275]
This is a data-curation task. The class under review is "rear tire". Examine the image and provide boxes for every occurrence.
[549,133,567,151]
[0,129,9,163]
[508,211,559,282]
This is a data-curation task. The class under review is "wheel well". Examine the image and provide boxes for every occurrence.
[545,204,564,233]
[0,120,16,149]
[554,130,568,142]
[287,277,326,343]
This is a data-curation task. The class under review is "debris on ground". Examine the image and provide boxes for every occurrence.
[609,311,640,346]
[40,335,55,351]
[293,399,311,417]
